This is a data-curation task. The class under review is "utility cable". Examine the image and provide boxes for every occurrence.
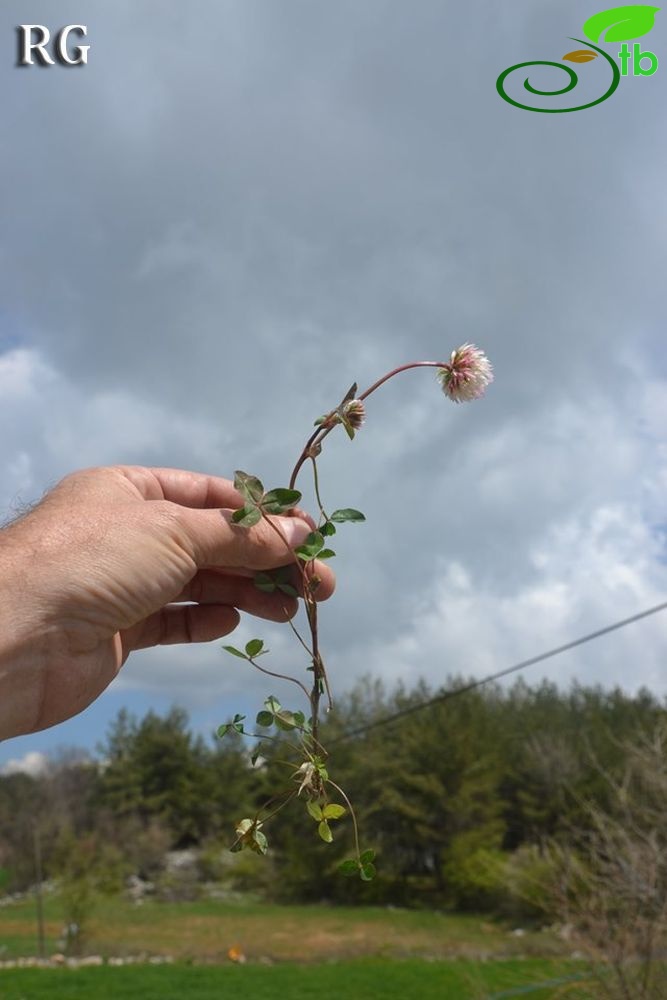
[328,600,667,745]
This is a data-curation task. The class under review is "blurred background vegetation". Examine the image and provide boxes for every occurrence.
[1,676,664,910]
[2,677,667,997]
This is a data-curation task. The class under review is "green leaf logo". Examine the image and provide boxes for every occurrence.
[583,5,660,42]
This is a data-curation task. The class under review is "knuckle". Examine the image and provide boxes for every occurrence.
[233,519,286,569]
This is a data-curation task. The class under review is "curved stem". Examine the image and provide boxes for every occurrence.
[357,361,446,402]
[327,778,361,861]
[311,457,328,523]
[282,608,315,659]
[248,656,310,702]
[257,508,330,732]
[286,362,450,741]
[289,362,447,490]
[289,426,332,490]
[257,789,298,825]
[260,509,309,591]
[244,733,303,755]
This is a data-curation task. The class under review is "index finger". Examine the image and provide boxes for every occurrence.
[120,469,316,528]
[119,466,245,509]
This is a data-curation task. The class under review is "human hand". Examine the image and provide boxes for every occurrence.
[0,465,335,739]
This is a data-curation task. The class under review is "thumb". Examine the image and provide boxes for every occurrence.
[174,507,313,569]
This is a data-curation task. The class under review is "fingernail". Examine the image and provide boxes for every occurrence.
[277,517,310,546]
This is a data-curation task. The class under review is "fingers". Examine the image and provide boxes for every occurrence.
[172,506,315,570]
[61,466,327,579]
[177,562,335,608]
[54,469,318,534]
[118,466,245,508]
[121,604,241,652]
[288,507,317,532]
[175,570,299,622]
[121,559,336,655]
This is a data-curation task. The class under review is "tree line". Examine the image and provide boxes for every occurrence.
[0,676,664,915]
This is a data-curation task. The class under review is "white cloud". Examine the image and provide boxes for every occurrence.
[0,346,233,518]
[352,501,667,696]
[0,348,54,400]
[1,751,49,777]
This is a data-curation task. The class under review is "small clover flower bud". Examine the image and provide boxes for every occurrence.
[437,344,493,403]
[337,399,366,439]
[295,761,316,795]
[342,399,366,430]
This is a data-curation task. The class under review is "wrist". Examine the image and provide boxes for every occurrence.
[0,529,48,739]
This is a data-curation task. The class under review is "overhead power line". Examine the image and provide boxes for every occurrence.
[329,600,667,745]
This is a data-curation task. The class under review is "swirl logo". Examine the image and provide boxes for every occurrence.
[497,4,660,113]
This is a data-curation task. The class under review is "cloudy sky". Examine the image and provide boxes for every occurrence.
[1,1,665,770]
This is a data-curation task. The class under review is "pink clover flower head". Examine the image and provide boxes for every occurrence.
[437,343,493,403]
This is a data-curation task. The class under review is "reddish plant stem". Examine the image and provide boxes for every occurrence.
[289,362,446,489]
[260,512,328,724]
[248,655,311,702]
[258,508,328,735]
[288,361,447,738]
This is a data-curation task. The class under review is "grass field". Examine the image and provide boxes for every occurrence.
[0,959,590,1000]
[0,896,566,963]
[0,896,590,998]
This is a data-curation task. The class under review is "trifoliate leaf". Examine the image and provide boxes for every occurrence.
[234,818,268,856]
[232,713,246,733]
[294,531,325,561]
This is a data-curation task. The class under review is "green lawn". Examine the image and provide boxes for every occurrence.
[0,897,565,962]
[0,897,591,998]
[0,959,590,1000]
